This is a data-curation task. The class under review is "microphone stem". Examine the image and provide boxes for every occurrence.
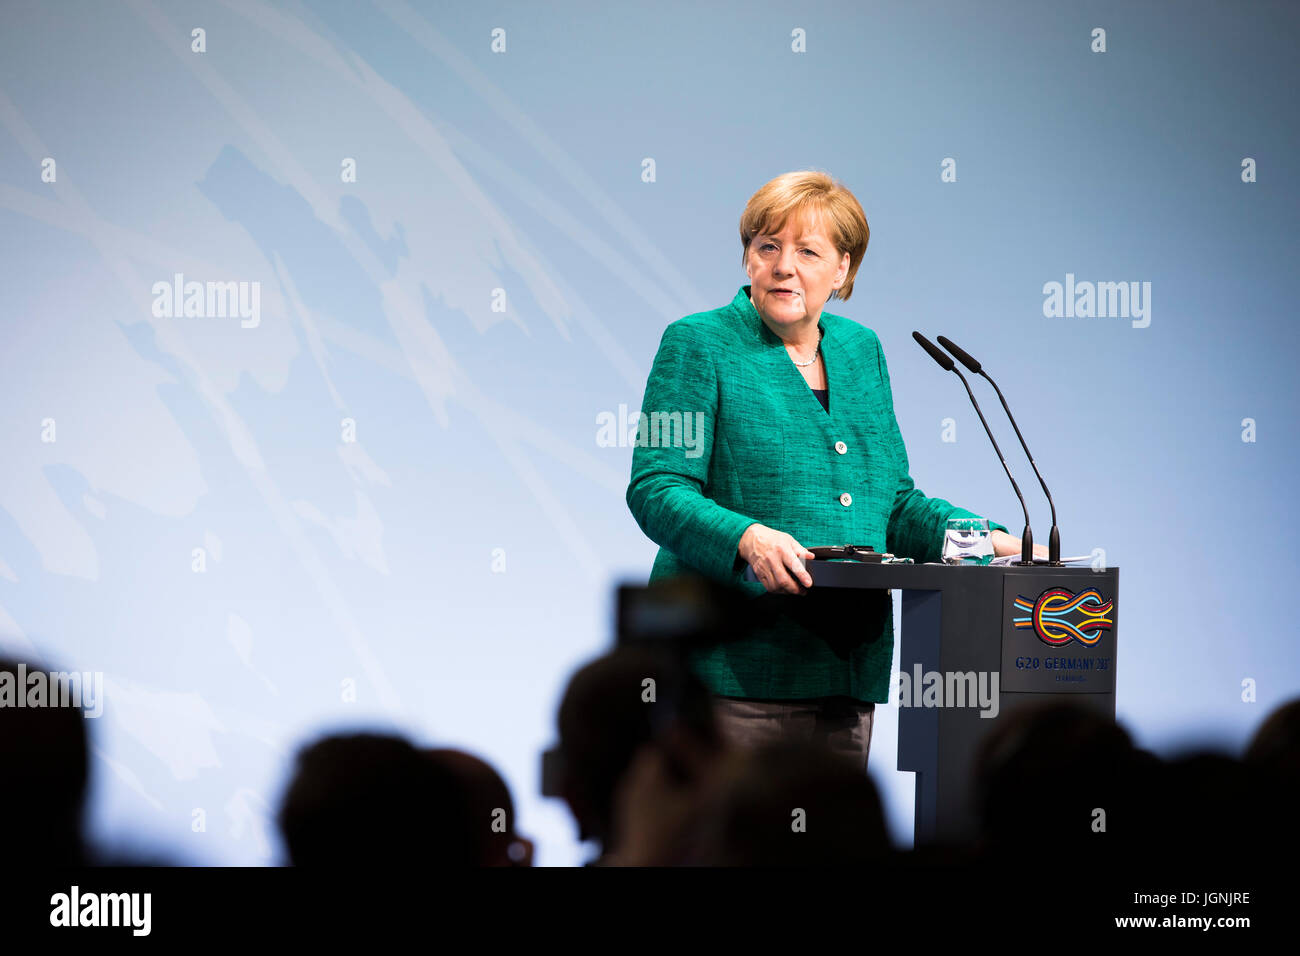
[979,370,1059,562]
[950,367,1033,561]
[978,371,1058,529]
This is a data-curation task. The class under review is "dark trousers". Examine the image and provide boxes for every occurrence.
[710,694,876,773]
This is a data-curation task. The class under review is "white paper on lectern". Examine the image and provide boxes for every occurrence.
[988,554,1094,566]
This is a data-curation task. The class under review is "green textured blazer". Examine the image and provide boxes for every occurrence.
[626,285,1007,703]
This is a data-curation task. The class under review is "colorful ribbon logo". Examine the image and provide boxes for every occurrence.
[1013,587,1114,646]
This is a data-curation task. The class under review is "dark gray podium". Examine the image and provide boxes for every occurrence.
[748,559,1119,845]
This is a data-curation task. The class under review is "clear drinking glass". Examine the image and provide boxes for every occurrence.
[942,517,993,565]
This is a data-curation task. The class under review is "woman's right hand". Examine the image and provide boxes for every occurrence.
[738,523,816,594]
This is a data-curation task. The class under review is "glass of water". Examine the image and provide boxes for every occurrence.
[942,517,993,565]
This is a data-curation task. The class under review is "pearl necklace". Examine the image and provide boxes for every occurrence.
[790,327,823,367]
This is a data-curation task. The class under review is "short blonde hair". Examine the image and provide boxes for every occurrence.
[739,170,870,301]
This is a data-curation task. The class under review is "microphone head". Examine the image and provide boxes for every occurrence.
[912,331,955,371]
[937,335,982,374]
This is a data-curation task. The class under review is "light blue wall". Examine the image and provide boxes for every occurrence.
[1,0,1295,864]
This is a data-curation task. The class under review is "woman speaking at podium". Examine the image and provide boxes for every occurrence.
[626,170,1040,771]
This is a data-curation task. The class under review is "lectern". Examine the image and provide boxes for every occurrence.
[747,560,1119,845]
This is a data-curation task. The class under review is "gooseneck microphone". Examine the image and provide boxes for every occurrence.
[937,335,1062,566]
[912,331,1035,566]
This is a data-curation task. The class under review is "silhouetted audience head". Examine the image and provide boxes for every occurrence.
[1243,697,1300,854]
[278,731,477,866]
[973,701,1152,862]
[692,738,890,866]
[1151,751,1274,870]
[1245,697,1300,787]
[426,747,533,866]
[0,657,90,866]
[554,644,718,855]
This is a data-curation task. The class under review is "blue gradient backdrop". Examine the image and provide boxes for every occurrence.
[1,0,1297,865]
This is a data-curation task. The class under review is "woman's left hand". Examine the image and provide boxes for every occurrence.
[990,529,1048,560]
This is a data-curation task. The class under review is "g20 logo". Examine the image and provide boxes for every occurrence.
[1013,588,1113,646]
